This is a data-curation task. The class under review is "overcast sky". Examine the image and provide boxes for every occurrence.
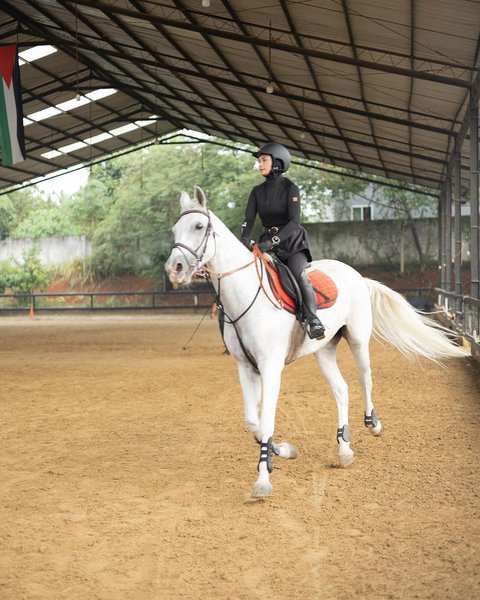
[35,166,89,199]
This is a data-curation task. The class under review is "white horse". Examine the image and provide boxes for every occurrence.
[165,187,468,498]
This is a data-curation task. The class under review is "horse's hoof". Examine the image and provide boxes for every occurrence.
[251,482,273,498]
[274,441,298,459]
[370,422,384,437]
[339,451,354,467]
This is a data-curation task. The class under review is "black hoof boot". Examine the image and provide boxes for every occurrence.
[307,317,325,339]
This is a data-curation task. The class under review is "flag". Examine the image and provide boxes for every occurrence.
[0,44,26,166]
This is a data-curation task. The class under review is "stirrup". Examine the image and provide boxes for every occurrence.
[307,318,325,340]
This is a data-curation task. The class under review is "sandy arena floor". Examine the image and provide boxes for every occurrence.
[0,314,479,599]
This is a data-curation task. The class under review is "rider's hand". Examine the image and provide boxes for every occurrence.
[257,236,280,252]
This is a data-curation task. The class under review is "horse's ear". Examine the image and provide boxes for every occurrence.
[180,190,192,212]
[193,186,207,209]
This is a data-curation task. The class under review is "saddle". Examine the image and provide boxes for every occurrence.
[263,254,338,318]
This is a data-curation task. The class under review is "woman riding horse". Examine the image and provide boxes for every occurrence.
[240,142,325,340]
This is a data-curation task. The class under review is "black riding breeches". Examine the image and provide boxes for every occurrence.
[284,252,318,320]
[285,251,309,279]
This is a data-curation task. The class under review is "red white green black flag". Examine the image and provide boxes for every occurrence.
[0,44,26,166]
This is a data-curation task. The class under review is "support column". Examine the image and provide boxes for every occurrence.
[445,176,452,292]
[453,152,462,319]
[470,95,479,301]
[470,93,480,337]
[439,188,446,292]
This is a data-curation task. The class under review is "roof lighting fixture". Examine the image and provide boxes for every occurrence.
[202,0,211,7]
[265,81,274,94]
[56,96,90,111]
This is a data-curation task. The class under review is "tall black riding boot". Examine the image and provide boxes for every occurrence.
[297,271,325,339]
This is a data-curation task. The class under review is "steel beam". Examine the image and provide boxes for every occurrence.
[70,0,472,89]
[445,177,452,293]
[454,152,463,318]
[439,186,446,292]
[470,94,479,302]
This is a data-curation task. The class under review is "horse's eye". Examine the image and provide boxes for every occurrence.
[195,223,204,230]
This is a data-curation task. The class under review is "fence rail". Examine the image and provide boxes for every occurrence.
[0,290,214,312]
[435,288,480,344]
[1,287,478,344]
[0,287,434,313]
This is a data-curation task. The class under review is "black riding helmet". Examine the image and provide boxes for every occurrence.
[253,142,291,173]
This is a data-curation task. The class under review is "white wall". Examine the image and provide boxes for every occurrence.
[0,236,92,265]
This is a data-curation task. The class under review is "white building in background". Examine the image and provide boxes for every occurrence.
[313,184,471,223]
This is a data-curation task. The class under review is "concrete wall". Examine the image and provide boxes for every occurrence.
[0,236,91,265]
[0,217,471,269]
[305,217,471,267]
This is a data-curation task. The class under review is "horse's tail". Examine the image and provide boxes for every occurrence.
[365,278,469,363]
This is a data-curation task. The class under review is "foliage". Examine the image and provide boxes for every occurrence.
[0,247,51,298]
[51,259,98,289]
[79,140,262,278]
[0,187,46,239]
[289,164,370,222]
[12,202,81,238]
[1,135,438,278]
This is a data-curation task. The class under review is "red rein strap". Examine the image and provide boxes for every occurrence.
[196,246,283,310]
[252,246,284,310]
[199,258,255,279]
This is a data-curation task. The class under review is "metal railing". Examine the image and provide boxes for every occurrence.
[1,286,478,345]
[435,287,480,344]
[0,290,214,312]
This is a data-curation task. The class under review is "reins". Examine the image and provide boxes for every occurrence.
[252,246,285,310]
[172,209,283,372]
[198,259,255,280]
[198,263,262,373]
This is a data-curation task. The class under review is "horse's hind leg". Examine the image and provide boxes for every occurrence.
[315,338,354,466]
[345,333,384,437]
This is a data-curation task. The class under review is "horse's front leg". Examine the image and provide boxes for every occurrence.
[237,362,261,439]
[251,362,283,498]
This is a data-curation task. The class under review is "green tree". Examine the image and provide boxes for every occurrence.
[379,186,437,268]
[0,195,15,239]
[0,187,45,239]
[12,202,81,238]
[0,247,50,301]
[79,139,261,278]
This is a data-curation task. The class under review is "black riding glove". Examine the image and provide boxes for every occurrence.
[241,237,252,249]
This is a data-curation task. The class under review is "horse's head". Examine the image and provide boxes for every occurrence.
[165,186,215,286]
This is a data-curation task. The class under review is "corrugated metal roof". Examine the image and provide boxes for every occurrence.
[0,0,479,193]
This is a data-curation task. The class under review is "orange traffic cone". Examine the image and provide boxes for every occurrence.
[29,306,35,319]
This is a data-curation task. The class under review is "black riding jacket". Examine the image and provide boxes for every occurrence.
[241,172,312,261]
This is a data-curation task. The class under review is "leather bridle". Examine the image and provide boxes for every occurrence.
[172,209,215,272]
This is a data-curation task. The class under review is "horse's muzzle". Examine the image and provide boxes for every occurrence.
[165,252,193,286]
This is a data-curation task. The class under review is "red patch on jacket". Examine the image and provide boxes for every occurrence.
[265,262,338,313]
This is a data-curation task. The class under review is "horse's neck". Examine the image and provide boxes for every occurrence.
[207,214,249,271]
[207,215,263,308]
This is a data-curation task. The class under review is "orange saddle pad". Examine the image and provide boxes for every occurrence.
[265,262,338,314]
